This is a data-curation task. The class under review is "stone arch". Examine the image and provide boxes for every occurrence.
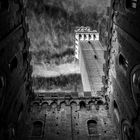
[50,102,57,109]
[88,100,94,105]
[60,101,66,108]
[70,101,77,106]
[31,102,40,111]
[70,101,77,110]
[41,102,48,109]
[88,100,95,110]
[32,102,39,107]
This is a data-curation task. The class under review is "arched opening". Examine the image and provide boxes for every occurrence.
[60,101,66,109]
[70,101,77,111]
[87,120,98,135]
[94,34,96,39]
[79,101,86,109]
[50,102,57,109]
[126,0,137,9]
[79,34,82,40]
[32,102,40,111]
[84,34,86,40]
[89,34,92,40]
[33,102,39,107]
[119,53,128,70]
[22,50,28,64]
[32,121,43,136]
[113,100,120,123]
[88,101,94,110]
[70,101,77,106]
[41,102,48,109]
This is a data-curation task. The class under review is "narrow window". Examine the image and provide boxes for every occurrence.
[32,121,43,136]
[0,76,4,90]
[22,51,28,63]
[9,56,18,72]
[119,53,128,70]
[0,75,5,101]
[79,101,86,109]
[89,34,92,40]
[79,34,82,40]
[84,34,86,40]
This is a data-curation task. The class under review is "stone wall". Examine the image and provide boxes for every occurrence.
[0,0,32,139]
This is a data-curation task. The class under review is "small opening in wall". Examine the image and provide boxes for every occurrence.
[119,54,128,70]
[22,51,28,63]
[79,34,82,40]
[89,34,92,40]
[94,34,96,39]
[84,34,86,40]
[9,56,18,72]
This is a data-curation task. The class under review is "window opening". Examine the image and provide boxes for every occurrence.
[126,0,138,10]
[9,56,18,72]
[32,121,43,136]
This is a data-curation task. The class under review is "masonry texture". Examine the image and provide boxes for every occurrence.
[17,93,117,140]
[1,0,140,140]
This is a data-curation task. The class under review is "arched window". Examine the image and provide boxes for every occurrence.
[126,0,138,10]
[79,34,82,40]
[87,120,98,135]
[70,101,77,110]
[9,56,18,72]
[89,34,92,40]
[41,102,48,109]
[50,102,57,109]
[60,101,66,109]
[79,101,86,109]
[32,121,43,136]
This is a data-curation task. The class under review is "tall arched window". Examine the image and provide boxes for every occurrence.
[9,55,18,72]
[87,120,98,135]
[79,101,86,109]
[32,121,43,136]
